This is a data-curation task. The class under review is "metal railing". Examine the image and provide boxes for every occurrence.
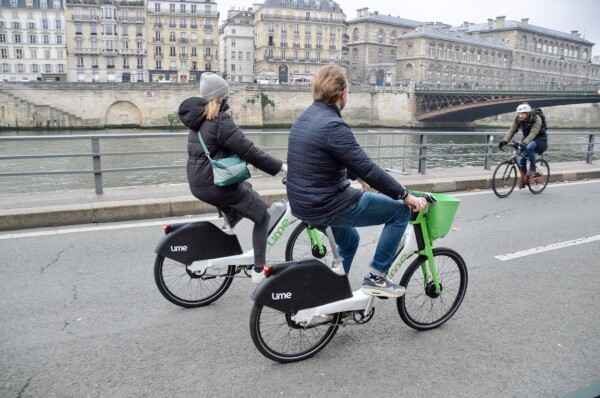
[0,131,596,195]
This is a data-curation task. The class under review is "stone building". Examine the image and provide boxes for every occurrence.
[219,8,255,83]
[396,22,512,87]
[0,0,67,82]
[253,0,349,83]
[146,0,219,83]
[64,0,147,83]
[347,9,599,87]
[346,8,423,85]
[456,17,597,86]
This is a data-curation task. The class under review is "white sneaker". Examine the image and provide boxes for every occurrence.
[251,267,265,284]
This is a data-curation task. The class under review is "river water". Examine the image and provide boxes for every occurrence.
[0,127,596,194]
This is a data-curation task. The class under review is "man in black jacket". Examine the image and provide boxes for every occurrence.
[287,65,426,297]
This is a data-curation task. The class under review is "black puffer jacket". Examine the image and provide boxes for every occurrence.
[179,97,282,189]
[286,101,409,223]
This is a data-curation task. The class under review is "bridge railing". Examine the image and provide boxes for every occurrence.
[0,131,596,195]
[415,83,600,93]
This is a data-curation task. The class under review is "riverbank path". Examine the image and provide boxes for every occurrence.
[1,161,599,231]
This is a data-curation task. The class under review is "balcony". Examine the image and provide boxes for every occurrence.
[153,23,163,28]
[103,49,118,57]
[118,16,145,23]
[259,14,347,25]
[147,9,219,17]
[154,53,163,60]
[342,46,349,54]
[72,14,100,22]
[342,33,349,42]
[152,38,164,43]
[204,26,213,31]
[106,64,115,69]
[179,38,188,44]
[179,54,187,59]
[203,39,213,45]
[73,47,101,55]
[204,55,212,60]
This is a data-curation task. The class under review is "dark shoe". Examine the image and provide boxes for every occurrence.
[518,179,525,189]
[526,169,540,178]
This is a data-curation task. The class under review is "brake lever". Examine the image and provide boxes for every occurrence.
[421,192,436,204]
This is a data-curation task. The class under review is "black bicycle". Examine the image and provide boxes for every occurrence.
[492,142,550,198]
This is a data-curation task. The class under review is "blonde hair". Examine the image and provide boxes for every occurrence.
[312,64,347,105]
[203,98,220,120]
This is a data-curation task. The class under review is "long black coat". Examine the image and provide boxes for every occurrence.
[286,101,409,223]
[178,97,283,222]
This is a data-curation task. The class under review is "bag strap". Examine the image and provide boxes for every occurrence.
[196,129,213,162]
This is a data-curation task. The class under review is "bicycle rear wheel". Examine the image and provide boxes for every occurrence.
[285,223,334,265]
[397,247,467,331]
[527,159,550,194]
[492,160,517,198]
[154,255,235,308]
[249,303,341,363]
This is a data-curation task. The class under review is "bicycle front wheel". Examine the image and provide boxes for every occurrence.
[397,247,468,331]
[154,255,235,308]
[492,160,517,198]
[285,223,334,265]
[528,159,550,194]
[249,303,342,363]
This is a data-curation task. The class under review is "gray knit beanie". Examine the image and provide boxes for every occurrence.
[199,72,229,101]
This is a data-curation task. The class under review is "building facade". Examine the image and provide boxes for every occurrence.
[253,0,348,83]
[346,8,422,85]
[64,0,147,83]
[456,17,597,86]
[219,8,254,83]
[348,9,599,87]
[146,0,219,83]
[0,0,66,82]
[395,22,513,87]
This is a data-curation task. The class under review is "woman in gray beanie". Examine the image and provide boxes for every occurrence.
[178,72,287,283]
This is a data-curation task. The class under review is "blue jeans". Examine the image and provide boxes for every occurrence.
[520,141,538,173]
[312,192,411,277]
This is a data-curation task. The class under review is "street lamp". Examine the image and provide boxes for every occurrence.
[559,55,564,89]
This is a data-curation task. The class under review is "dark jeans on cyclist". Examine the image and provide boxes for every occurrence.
[520,140,538,173]
[310,192,411,276]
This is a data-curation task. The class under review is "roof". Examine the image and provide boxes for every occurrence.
[459,19,594,46]
[348,12,423,28]
[0,0,63,10]
[260,0,343,13]
[401,27,511,51]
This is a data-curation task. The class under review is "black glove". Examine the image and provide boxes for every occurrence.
[498,141,507,149]
[519,143,527,152]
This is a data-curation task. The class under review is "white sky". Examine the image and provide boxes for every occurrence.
[216,0,600,57]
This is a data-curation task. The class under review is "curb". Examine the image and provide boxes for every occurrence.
[1,170,598,232]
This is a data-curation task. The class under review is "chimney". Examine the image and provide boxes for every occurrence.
[521,18,529,26]
[487,18,494,27]
[496,16,505,28]
[357,7,368,18]
[571,30,580,37]
[463,21,470,28]
[425,22,434,31]
[442,25,449,34]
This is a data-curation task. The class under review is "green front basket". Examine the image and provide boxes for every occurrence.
[427,193,461,240]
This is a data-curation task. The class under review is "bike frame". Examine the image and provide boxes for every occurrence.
[504,143,545,184]
[186,201,324,274]
[291,203,439,325]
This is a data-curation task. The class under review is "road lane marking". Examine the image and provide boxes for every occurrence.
[0,215,219,240]
[495,235,600,261]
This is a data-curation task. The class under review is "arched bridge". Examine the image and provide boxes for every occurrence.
[415,85,600,123]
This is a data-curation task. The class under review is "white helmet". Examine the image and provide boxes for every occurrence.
[516,103,531,113]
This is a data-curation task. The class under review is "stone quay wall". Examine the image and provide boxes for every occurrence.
[0,82,414,129]
[0,82,598,130]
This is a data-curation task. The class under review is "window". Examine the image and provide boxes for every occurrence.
[42,19,49,29]
[90,25,97,35]
[246,52,251,60]
[0,34,4,43]
[44,64,51,73]
[169,4,175,13]
[32,64,38,73]
[154,3,160,12]
[14,34,22,43]
[58,64,64,73]
[27,22,35,30]
[77,56,84,67]
[17,64,24,73]
[40,0,47,8]
[156,60,162,69]
[30,49,37,58]
[1,64,9,73]
[238,51,243,59]
[29,35,36,43]
[55,20,61,30]
[305,25,311,34]
[231,64,235,72]
[44,49,50,59]
[1,49,8,58]
[191,5,196,13]
[43,35,49,44]
[56,35,62,44]
[15,48,23,59]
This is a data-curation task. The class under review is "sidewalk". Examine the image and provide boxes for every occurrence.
[1,161,599,231]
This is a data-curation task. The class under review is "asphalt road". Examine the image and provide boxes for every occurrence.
[1,181,599,398]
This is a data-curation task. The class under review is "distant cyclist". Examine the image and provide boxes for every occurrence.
[499,103,548,179]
